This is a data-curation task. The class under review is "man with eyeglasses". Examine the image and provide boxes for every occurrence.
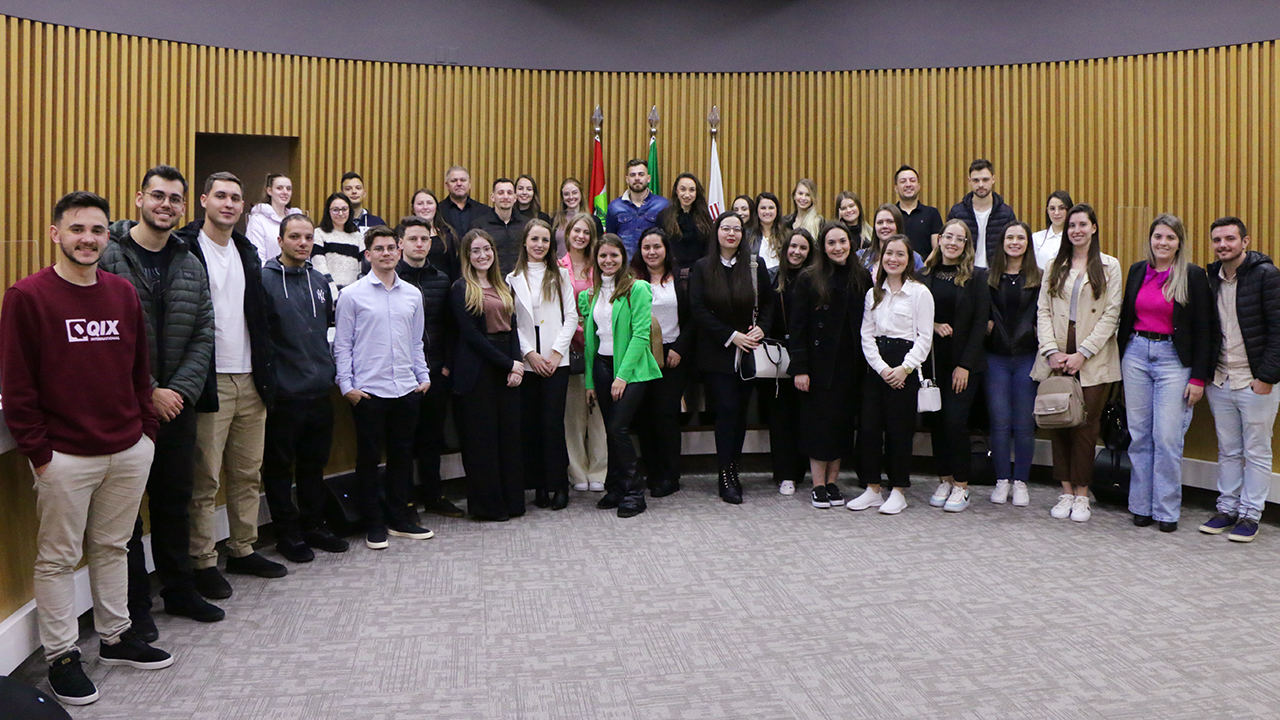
[102,165,225,641]
[334,226,434,550]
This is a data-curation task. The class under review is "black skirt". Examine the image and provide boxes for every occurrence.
[798,324,860,461]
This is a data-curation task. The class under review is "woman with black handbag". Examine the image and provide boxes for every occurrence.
[558,213,608,493]
[689,212,776,503]
[790,223,872,509]
[920,219,990,513]
[1117,214,1215,532]
[1033,203,1123,523]
[632,227,695,498]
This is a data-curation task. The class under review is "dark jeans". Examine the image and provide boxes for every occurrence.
[761,379,807,483]
[262,395,334,538]
[703,371,753,468]
[858,337,921,489]
[986,352,1038,482]
[925,362,981,484]
[457,355,524,520]
[351,392,419,528]
[594,355,648,507]
[636,345,687,488]
[521,367,570,494]
[414,374,453,500]
[127,405,197,613]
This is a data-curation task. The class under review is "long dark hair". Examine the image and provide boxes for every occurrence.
[732,194,759,238]
[702,212,754,320]
[513,219,564,303]
[871,235,920,308]
[801,222,871,308]
[592,234,637,303]
[756,191,785,263]
[1048,203,1106,300]
[409,188,457,252]
[989,220,1041,289]
[319,193,357,233]
[775,228,814,293]
[1044,190,1074,231]
[631,227,675,284]
[516,174,543,219]
[659,172,713,240]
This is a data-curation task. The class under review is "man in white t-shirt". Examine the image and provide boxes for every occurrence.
[947,158,1018,269]
[177,172,285,602]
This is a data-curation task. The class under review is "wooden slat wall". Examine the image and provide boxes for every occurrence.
[1,16,1278,619]
[2,15,1276,288]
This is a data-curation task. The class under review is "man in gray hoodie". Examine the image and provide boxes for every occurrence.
[261,214,347,562]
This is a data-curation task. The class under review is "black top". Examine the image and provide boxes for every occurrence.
[1206,251,1280,383]
[449,279,521,396]
[987,272,1039,356]
[787,261,871,389]
[133,243,172,350]
[688,257,777,375]
[667,209,712,272]
[898,202,944,260]
[1118,261,1217,383]
[396,258,456,372]
[920,265,990,373]
[439,197,491,239]
[469,209,529,275]
[947,192,1018,266]
[929,268,959,367]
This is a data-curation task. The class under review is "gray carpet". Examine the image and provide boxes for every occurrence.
[16,473,1280,719]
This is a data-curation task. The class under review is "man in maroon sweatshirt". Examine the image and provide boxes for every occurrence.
[0,192,172,706]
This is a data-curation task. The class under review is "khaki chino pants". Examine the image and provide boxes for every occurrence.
[190,373,266,568]
[33,436,154,661]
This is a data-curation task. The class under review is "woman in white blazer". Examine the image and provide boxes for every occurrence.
[507,219,579,510]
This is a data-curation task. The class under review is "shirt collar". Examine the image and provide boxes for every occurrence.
[1144,264,1171,283]
[368,272,400,289]
[720,255,737,268]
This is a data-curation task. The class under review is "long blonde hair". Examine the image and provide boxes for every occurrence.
[1147,213,1189,304]
[924,219,976,287]
[460,229,514,316]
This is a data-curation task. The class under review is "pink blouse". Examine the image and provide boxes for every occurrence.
[1133,266,1174,335]
[559,253,594,348]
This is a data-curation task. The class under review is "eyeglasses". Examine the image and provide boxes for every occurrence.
[331,207,350,214]
[146,191,185,206]
[720,227,743,235]
[939,233,967,242]
[368,246,398,255]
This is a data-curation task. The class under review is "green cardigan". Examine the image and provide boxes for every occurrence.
[578,279,663,390]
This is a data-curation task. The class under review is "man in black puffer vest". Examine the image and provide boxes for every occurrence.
[947,158,1017,269]
[102,165,224,641]
[395,216,464,517]
[1201,216,1280,543]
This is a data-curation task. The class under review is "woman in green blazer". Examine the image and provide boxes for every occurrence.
[580,233,663,517]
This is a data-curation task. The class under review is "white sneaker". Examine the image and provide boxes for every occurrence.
[572,482,589,492]
[1070,495,1091,522]
[990,479,1010,504]
[588,482,605,492]
[943,486,970,513]
[1050,494,1074,519]
[846,487,884,511]
[1011,481,1030,507]
[879,488,908,515]
[779,480,796,496]
[929,481,951,507]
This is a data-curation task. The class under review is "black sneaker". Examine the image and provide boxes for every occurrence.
[48,650,98,705]
[193,567,232,600]
[303,528,350,553]
[366,526,389,550]
[825,483,845,507]
[131,609,159,643]
[596,492,622,509]
[99,630,174,670]
[225,552,288,579]
[163,589,226,623]
[422,497,466,518]
[811,485,830,508]
[276,535,315,563]
[388,521,435,540]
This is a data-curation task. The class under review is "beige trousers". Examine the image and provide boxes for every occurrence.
[190,373,266,567]
[33,436,154,661]
[565,373,607,486]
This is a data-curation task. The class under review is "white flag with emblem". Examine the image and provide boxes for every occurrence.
[707,137,725,219]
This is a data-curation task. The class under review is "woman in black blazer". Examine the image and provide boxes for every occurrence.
[789,223,872,508]
[632,227,696,498]
[920,219,990,513]
[689,212,776,503]
[1117,213,1216,531]
[451,229,525,521]
[765,228,816,496]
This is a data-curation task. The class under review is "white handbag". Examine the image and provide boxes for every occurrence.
[737,255,791,380]
[917,352,942,413]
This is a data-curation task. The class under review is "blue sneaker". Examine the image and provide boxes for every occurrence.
[1227,518,1259,543]
[1198,512,1237,535]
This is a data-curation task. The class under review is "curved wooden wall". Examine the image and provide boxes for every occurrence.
[1,15,1277,619]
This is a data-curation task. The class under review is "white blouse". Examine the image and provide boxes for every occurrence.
[594,275,616,356]
[860,278,934,374]
[1031,228,1062,270]
[649,276,681,345]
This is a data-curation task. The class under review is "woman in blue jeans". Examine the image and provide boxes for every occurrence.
[985,221,1041,507]
[1117,214,1215,532]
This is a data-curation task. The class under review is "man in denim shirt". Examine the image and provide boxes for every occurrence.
[606,158,669,258]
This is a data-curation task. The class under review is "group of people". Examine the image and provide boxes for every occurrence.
[2,156,1277,707]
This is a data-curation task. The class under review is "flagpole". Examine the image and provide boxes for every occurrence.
[647,105,661,195]
[590,105,608,223]
[707,105,725,219]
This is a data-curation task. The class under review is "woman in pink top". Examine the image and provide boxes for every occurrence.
[558,213,608,492]
[1116,213,1216,532]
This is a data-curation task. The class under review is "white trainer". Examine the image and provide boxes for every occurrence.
[879,488,908,514]
[943,486,970,513]
[990,479,1010,504]
[1070,495,1091,522]
[1050,494,1074,519]
[929,481,951,507]
[572,483,589,492]
[588,482,605,492]
[846,487,884,511]
[779,480,796,496]
[1011,481,1030,507]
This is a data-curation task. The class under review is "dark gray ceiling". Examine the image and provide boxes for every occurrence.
[4,0,1279,71]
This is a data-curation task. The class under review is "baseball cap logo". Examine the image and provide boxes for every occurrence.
[66,318,121,343]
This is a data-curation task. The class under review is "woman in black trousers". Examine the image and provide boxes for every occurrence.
[508,220,578,510]
[632,227,695,498]
[689,212,776,503]
[451,230,525,521]
[767,228,816,496]
[790,223,872,508]
[920,219,990,513]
